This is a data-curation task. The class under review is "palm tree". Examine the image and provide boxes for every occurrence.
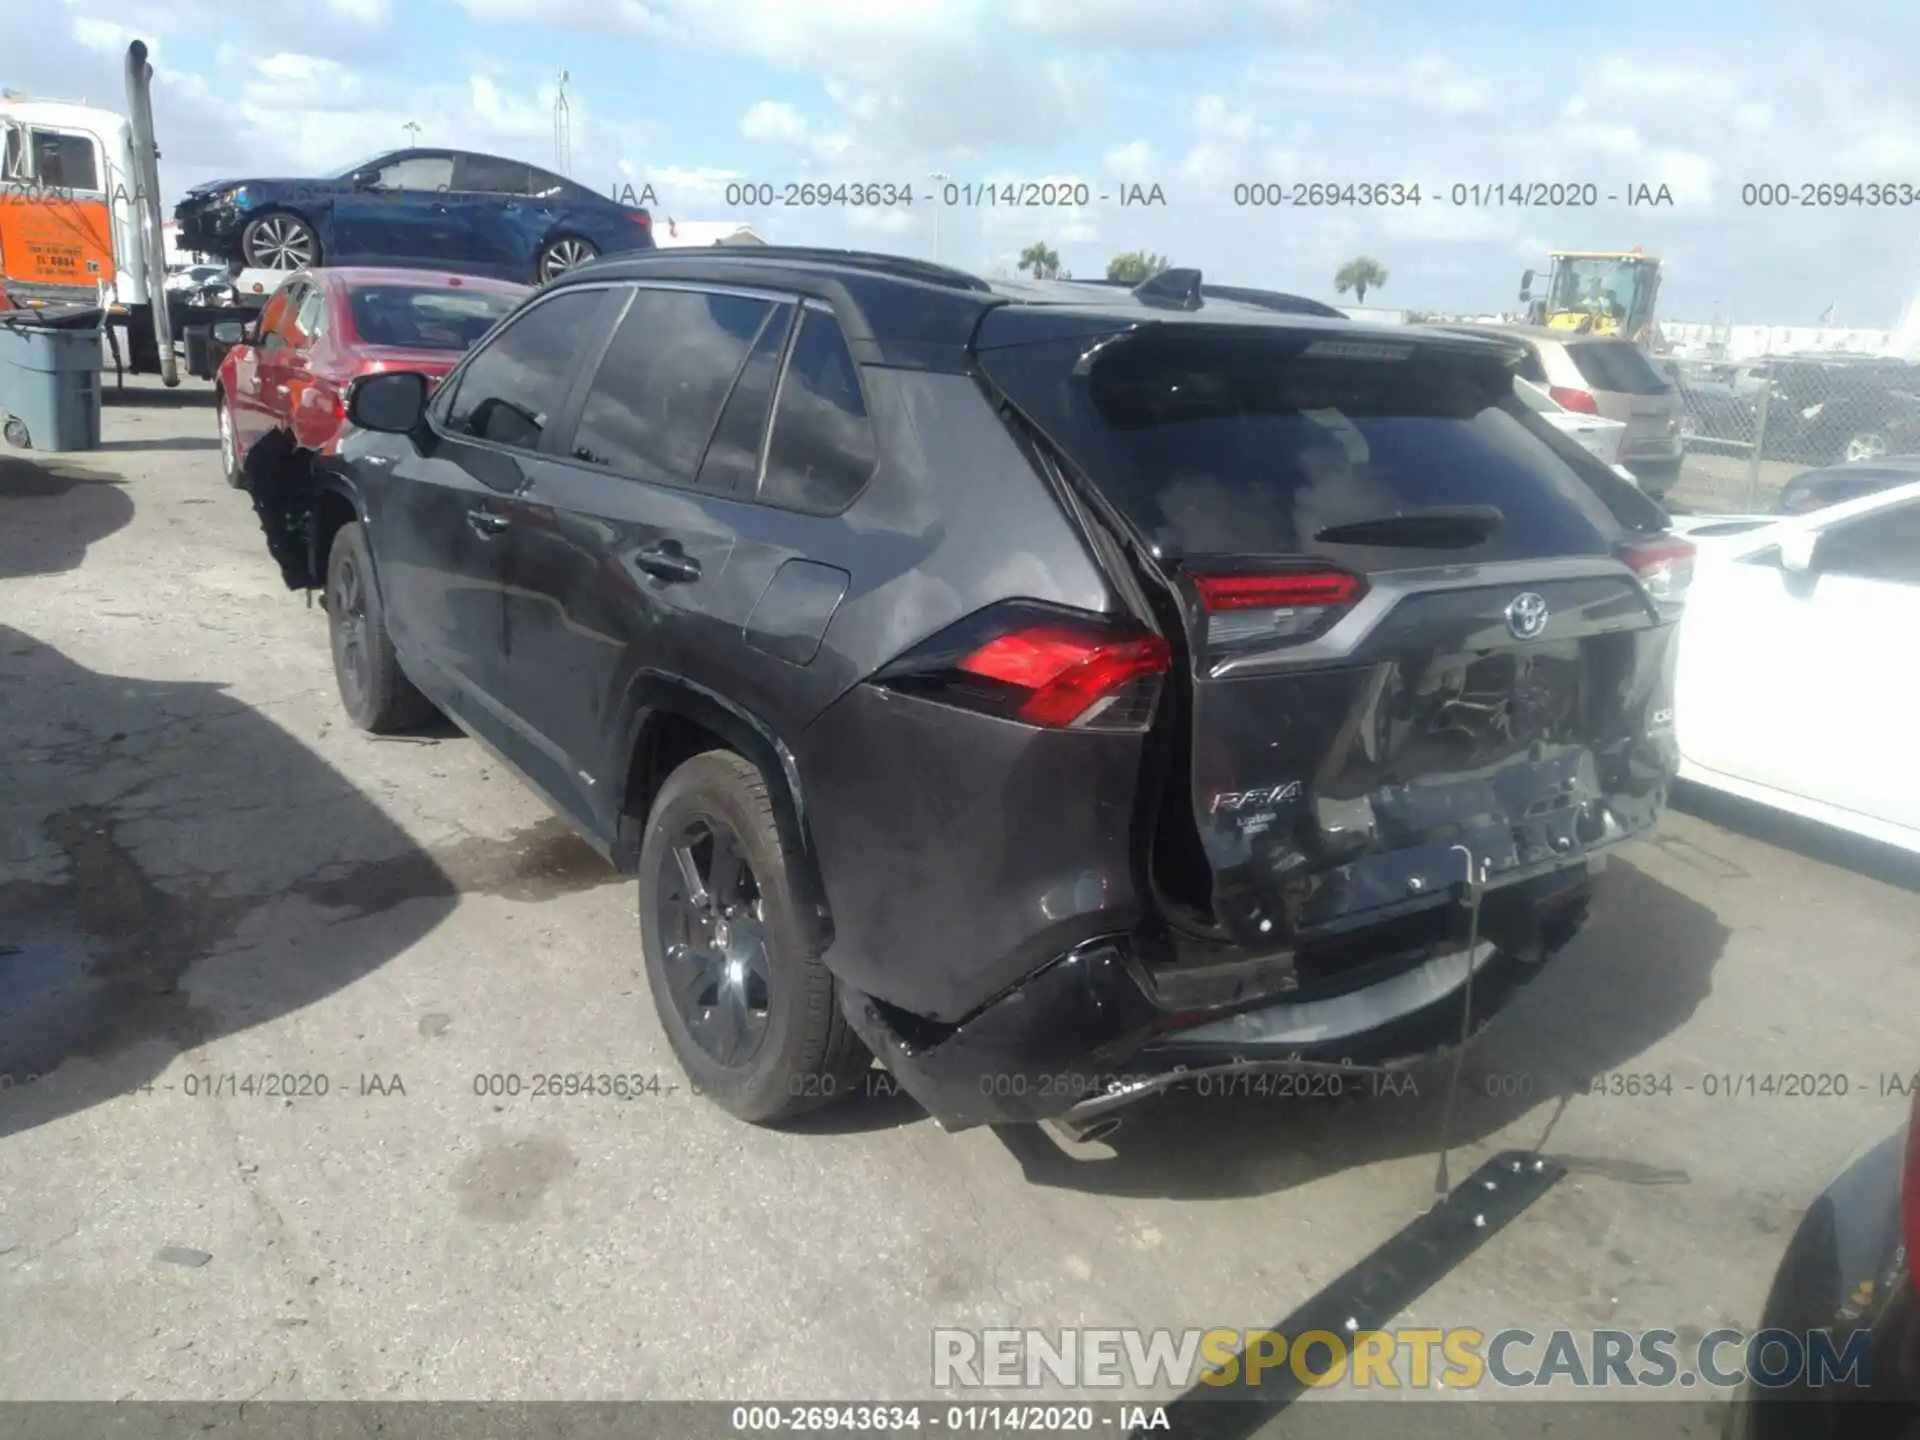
[1018,242,1063,279]
[1333,256,1389,305]
[1106,250,1172,283]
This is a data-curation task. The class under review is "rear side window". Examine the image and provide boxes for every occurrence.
[569,288,775,487]
[983,332,1625,565]
[452,154,534,194]
[442,288,604,450]
[757,309,878,515]
[1568,342,1668,395]
[694,305,793,494]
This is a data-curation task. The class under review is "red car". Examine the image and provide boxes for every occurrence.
[214,266,527,486]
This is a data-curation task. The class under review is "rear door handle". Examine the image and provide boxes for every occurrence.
[466,507,511,538]
[634,543,700,583]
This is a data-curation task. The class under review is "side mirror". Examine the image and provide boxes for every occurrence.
[348,371,431,434]
[210,321,245,345]
[1778,529,1821,574]
[349,169,380,190]
[1519,268,1535,302]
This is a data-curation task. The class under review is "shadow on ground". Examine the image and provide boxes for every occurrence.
[1673,779,1919,893]
[0,626,618,1142]
[101,382,213,409]
[94,436,220,454]
[0,452,133,578]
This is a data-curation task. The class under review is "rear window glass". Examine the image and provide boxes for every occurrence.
[1568,341,1669,395]
[347,286,517,350]
[986,333,1630,564]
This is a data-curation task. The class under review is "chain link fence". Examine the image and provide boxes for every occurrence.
[1658,353,1920,513]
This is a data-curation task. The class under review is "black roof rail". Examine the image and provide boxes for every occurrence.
[1049,274,1346,319]
[612,244,995,293]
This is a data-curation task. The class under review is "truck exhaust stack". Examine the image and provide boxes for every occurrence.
[123,41,177,386]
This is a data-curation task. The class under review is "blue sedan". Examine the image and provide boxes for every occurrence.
[173,148,655,284]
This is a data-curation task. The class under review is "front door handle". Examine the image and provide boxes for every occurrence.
[467,506,511,538]
[633,542,700,583]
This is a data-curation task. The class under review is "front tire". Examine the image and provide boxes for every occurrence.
[216,394,244,487]
[242,211,321,270]
[324,521,435,734]
[536,235,598,283]
[639,751,871,1124]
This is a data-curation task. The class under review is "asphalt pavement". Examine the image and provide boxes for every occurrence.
[2,377,1916,1434]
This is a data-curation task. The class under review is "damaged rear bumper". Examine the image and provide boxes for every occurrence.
[840,856,1603,1132]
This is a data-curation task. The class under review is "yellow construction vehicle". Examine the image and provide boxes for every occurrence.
[1519,248,1662,344]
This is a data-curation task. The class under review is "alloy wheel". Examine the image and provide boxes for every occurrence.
[331,553,370,707]
[540,237,597,281]
[655,817,772,1068]
[246,215,316,269]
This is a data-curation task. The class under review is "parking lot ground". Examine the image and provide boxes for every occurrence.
[3,378,1918,1432]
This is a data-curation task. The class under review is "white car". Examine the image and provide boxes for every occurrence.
[1516,377,1638,481]
[1672,478,1920,853]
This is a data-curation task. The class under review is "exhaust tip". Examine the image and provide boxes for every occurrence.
[1048,1114,1124,1146]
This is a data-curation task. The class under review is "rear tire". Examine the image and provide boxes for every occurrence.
[536,235,598,283]
[639,750,871,1124]
[323,521,435,734]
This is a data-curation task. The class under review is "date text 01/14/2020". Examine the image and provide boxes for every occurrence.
[1229,181,1677,208]
[717,181,1170,209]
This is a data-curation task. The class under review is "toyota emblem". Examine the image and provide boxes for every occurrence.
[1505,592,1550,640]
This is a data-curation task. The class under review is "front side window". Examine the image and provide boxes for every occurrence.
[568,288,776,486]
[373,155,455,192]
[441,288,605,450]
[757,309,878,515]
[1817,498,1920,584]
[3,128,100,191]
[256,288,298,350]
[288,287,327,348]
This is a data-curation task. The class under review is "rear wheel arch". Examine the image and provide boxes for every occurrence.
[308,479,365,593]
[616,680,834,957]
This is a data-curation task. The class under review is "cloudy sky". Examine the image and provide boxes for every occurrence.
[5,0,1919,325]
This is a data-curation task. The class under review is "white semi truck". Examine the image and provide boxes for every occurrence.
[0,40,285,382]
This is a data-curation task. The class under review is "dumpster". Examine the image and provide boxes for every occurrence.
[0,307,107,451]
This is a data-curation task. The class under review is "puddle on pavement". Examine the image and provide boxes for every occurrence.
[0,808,621,1084]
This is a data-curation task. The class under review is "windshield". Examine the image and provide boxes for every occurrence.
[346,285,518,350]
[1547,257,1654,326]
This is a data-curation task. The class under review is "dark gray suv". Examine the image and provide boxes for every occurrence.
[257,249,1691,1136]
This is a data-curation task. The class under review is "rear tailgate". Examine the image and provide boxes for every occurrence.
[1568,340,1678,458]
[977,320,1683,955]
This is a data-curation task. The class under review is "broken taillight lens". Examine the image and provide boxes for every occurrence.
[1189,567,1367,649]
[876,603,1171,732]
[1621,536,1696,613]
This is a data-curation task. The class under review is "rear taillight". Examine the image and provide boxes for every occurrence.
[959,627,1171,728]
[1903,1086,1920,1295]
[876,605,1171,732]
[629,211,654,235]
[1622,536,1696,611]
[1550,386,1599,414]
[1191,567,1366,649]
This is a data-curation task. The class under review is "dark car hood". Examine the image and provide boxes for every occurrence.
[182,177,321,199]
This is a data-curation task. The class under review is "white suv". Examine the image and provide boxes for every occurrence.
[1450,324,1685,497]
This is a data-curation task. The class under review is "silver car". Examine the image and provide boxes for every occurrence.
[1447,324,1685,496]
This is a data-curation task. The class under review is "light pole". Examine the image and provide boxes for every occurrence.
[929,170,950,262]
[402,121,421,146]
